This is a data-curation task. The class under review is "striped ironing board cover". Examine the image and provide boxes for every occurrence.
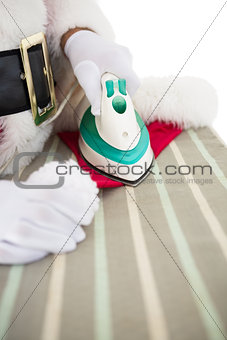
[0,127,227,340]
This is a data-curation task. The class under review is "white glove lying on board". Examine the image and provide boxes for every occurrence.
[0,160,99,264]
[64,30,140,116]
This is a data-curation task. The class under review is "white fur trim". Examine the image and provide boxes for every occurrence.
[0,112,52,175]
[0,0,47,51]
[133,76,218,129]
[44,0,115,59]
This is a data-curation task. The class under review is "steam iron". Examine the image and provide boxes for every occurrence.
[79,72,154,186]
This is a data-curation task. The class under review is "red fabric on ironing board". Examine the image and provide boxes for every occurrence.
[58,121,182,188]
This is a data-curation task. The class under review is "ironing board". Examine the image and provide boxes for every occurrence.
[0,127,227,340]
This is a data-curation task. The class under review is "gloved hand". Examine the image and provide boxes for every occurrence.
[64,30,140,116]
[0,160,99,264]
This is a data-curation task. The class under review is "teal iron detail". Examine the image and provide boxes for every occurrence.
[105,80,114,98]
[80,106,150,165]
[118,79,127,96]
[112,96,127,114]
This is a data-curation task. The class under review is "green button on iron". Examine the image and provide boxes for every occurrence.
[112,96,127,114]
[118,79,127,96]
[106,80,114,98]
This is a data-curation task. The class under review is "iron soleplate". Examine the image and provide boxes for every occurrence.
[80,152,155,187]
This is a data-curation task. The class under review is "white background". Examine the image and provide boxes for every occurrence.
[99,0,227,144]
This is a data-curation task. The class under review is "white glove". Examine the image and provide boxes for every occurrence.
[64,30,140,116]
[0,160,99,264]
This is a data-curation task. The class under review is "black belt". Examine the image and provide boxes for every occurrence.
[0,45,50,116]
[0,32,57,126]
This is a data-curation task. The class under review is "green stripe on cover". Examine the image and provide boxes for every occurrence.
[170,132,227,325]
[188,129,227,190]
[41,255,66,340]
[170,140,227,261]
[0,266,23,339]
[103,187,149,340]
[153,160,225,339]
[94,191,113,340]
[125,186,168,340]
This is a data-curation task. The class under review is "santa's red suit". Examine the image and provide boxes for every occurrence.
[0,0,217,264]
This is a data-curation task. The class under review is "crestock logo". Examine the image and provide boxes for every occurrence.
[12,152,213,189]
[164,165,212,176]
[13,152,65,189]
[55,162,153,177]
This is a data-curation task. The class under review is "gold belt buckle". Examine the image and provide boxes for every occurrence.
[20,32,57,126]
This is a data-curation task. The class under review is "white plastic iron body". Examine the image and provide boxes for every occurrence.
[79,72,154,186]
